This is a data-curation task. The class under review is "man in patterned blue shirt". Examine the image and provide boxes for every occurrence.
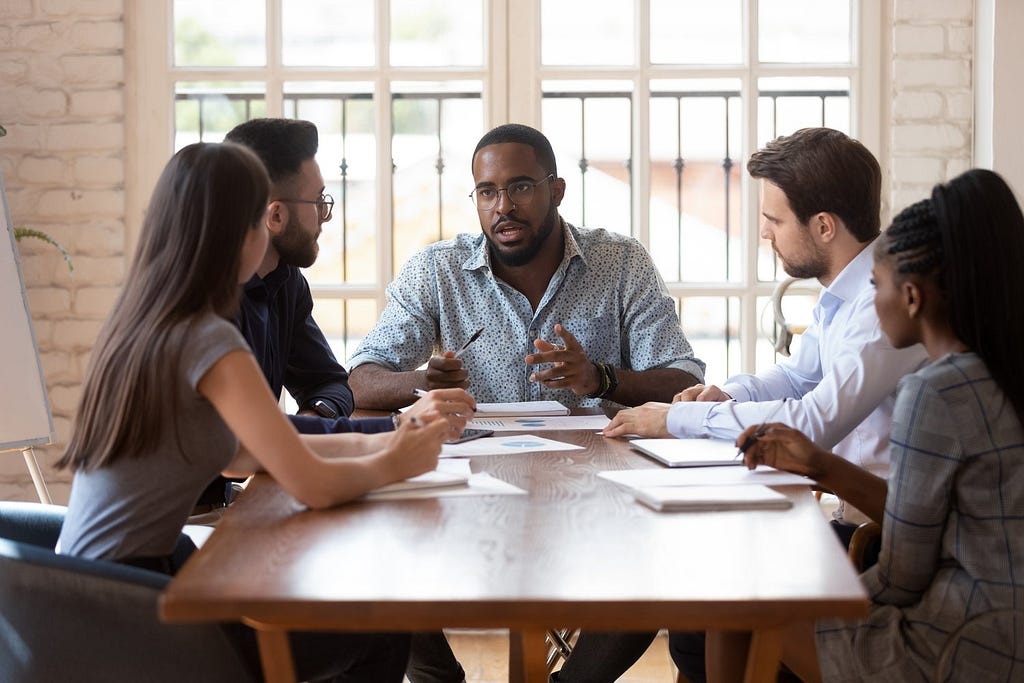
[349,123,705,411]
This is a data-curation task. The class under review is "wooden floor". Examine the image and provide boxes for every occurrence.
[409,630,678,683]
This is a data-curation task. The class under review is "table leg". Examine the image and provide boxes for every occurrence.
[253,626,298,683]
[509,628,550,683]
[743,627,783,683]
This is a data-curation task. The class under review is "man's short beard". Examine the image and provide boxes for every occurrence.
[780,254,828,280]
[486,204,559,268]
[273,216,318,268]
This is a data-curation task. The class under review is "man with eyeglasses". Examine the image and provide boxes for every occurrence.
[348,122,705,412]
[212,118,475,683]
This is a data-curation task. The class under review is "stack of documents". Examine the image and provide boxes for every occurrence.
[632,484,792,512]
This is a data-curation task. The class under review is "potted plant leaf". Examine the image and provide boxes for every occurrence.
[2,124,73,271]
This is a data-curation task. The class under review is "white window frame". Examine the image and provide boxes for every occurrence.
[125,0,881,377]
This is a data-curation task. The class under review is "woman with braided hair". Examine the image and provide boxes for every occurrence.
[711,168,1024,682]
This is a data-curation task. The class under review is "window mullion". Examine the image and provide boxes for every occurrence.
[265,0,283,115]
[376,0,395,308]
[740,0,761,374]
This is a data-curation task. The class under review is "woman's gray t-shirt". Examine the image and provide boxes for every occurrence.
[59,314,250,561]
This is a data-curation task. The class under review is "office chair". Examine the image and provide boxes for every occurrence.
[546,627,580,671]
[0,501,257,683]
[846,521,881,572]
[768,277,817,357]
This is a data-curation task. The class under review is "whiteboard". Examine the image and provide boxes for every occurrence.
[0,172,54,451]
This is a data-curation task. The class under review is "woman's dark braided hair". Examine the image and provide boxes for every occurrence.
[883,168,1024,425]
[882,197,943,278]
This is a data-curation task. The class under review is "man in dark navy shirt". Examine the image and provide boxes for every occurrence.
[228,118,355,422]
[214,119,473,683]
[206,118,473,449]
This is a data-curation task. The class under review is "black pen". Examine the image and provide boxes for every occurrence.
[735,399,787,459]
[454,327,484,359]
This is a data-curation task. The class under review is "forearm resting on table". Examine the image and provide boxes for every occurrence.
[222,432,387,478]
[610,368,700,406]
[349,363,423,410]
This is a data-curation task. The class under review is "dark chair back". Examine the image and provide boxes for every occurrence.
[0,501,257,683]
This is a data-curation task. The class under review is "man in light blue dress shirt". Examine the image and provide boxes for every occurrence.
[605,128,928,493]
[556,128,929,683]
[349,123,705,411]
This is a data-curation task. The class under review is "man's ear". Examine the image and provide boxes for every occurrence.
[813,212,839,243]
[265,200,288,236]
[551,177,566,207]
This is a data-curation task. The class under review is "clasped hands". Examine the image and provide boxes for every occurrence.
[424,323,603,397]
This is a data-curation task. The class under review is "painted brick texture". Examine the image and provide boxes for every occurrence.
[889,0,975,212]
[0,0,124,499]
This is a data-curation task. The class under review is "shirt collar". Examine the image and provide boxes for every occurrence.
[824,239,875,305]
[243,260,292,298]
[462,217,585,274]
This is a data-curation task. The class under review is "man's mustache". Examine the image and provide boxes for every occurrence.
[491,213,528,231]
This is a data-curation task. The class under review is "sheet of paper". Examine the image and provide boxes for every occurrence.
[473,400,569,416]
[362,459,471,499]
[362,472,526,500]
[598,466,812,489]
[466,414,611,432]
[440,434,585,458]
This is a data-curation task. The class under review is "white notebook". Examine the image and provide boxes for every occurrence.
[473,400,569,416]
[630,438,741,468]
[633,484,793,512]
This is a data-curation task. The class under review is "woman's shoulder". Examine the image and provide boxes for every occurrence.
[180,312,251,378]
[905,351,987,389]
[188,312,247,346]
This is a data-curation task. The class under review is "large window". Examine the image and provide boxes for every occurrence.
[131,0,879,383]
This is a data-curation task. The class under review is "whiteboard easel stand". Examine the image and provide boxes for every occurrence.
[1,170,58,507]
[0,445,52,504]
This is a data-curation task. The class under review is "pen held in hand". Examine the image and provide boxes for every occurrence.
[735,399,787,459]
[453,327,484,359]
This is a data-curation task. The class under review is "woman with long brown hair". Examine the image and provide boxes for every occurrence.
[57,141,456,681]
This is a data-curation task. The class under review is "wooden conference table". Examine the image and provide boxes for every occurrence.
[160,420,867,683]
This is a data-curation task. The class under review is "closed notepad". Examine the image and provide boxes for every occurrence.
[630,438,740,467]
[632,484,793,512]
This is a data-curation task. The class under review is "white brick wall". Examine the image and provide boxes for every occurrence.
[889,0,975,213]
[0,0,124,501]
[0,0,981,501]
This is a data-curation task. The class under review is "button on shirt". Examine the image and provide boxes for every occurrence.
[667,242,928,475]
[348,221,705,408]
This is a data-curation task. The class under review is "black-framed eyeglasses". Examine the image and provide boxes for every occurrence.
[468,174,554,211]
[272,193,334,221]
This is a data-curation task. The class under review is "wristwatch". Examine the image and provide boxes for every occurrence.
[310,399,338,419]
